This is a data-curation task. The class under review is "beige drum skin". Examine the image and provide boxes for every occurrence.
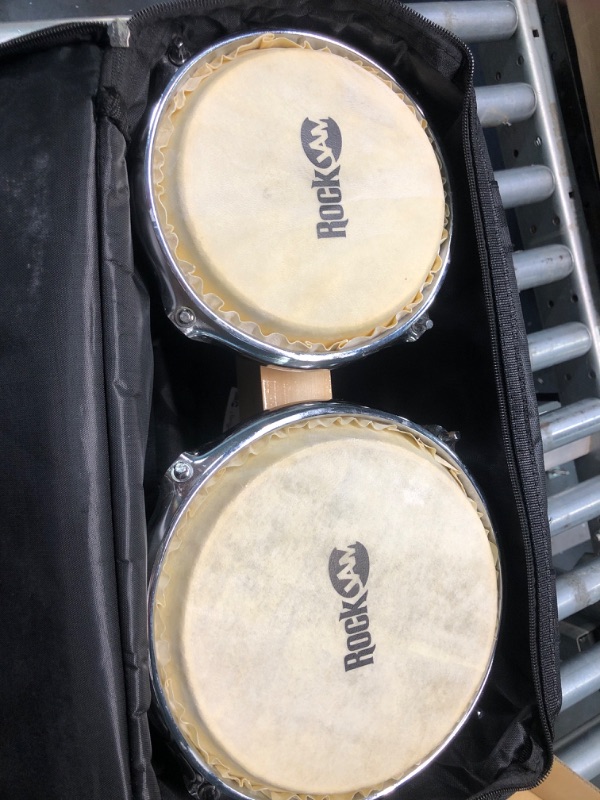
[140,32,451,367]
[149,404,500,800]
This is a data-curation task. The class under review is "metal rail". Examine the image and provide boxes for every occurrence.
[508,0,600,389]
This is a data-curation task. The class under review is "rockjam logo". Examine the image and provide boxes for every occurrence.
[328,542,375,671]
[301,117,348,239]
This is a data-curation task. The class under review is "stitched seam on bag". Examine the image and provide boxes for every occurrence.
[471,114,558,735]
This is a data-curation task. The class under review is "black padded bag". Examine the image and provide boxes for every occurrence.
[0,2,560,799]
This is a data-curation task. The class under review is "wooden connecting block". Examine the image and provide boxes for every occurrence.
[237,358,332,419]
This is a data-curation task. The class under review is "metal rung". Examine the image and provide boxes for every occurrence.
[557,559,600,620]
[495,165,555,208]
[561,643,600,711]
[528,322,592,372]
[541,399,600,452]
[556,723,600,781]
[513,245,574,291]
[475,83,536,128]
[406,1,518,42]
[549,477,600,536]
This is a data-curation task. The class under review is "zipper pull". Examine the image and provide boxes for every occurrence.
[168,35,190,66]
[107,18,130,48]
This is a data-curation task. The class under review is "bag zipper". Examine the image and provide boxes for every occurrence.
[128,0,221,32]
[0,20,110,57]
[460,86,554,800]
[382,3,555,796]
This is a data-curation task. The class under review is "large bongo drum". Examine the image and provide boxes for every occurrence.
[149,403,501,800]
[138,32,452,367]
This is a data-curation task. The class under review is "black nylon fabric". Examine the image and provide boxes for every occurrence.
[97,116,160,800]
[0,1,560,799]
[0,45,135,800]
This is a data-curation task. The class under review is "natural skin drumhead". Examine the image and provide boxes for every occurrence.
[153,419,499,800]
[153,40,446,349]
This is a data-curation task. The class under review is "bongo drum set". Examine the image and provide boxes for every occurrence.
[137,30,501,800]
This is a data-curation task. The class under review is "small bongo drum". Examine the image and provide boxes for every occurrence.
[149,403,500,800]
[138,31,452,367]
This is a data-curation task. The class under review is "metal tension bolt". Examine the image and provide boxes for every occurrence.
[168,36,190,66]
[403,314,434,343]
[176,307,195,327]
[425,425,461,451]
[171,461,193,482]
